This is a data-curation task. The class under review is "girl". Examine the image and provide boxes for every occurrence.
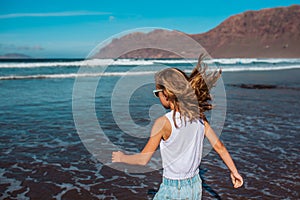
[112,57,243,199]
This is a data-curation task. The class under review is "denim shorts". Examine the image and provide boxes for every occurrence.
[153,174,202,200]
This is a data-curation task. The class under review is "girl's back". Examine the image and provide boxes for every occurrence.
[160,110,205,180]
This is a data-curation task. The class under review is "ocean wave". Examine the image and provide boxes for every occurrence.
[155,58,300,65]
[153,59,197,64]
[220,65,300,72]
[0,71,157,80]
[1,58,300,68]
[0,59,155,68]
[0,65,299,80]
[206,58,300,65]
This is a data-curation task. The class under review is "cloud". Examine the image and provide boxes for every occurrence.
[109,16,115,22]
[0,44,44,51]
[0,11,112,19]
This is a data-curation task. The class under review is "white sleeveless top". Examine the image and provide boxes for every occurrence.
[160,110,205,180]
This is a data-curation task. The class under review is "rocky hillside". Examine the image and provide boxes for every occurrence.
[94,5,300,58]
[191,4,300,58]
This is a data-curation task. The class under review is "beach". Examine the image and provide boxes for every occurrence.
[0,59,299,199]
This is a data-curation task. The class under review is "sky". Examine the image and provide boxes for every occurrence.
[0,0,299,58]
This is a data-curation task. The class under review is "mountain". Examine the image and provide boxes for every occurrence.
[93,5,300,58]
[191,4,300,58]
[0,53,32,59]
[93,29,200,59]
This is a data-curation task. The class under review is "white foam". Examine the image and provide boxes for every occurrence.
[52,183,80,200]
[0,168,29,200]
[221,65,300,72]
[0,59,155,68]
[0,64,299,81]
[1,58,299,68]
[153,59,197,64]
[0,71,157,80]
[205,58,300,65]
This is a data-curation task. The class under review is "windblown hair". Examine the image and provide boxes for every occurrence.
[155,55,221,127]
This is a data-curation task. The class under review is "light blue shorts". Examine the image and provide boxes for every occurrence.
[153,174,202,200]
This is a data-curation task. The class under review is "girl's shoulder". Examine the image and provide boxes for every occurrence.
[154,115,171,129]
[151,115,172,139]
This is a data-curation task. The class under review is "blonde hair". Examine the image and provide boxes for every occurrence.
[155,55,221,127]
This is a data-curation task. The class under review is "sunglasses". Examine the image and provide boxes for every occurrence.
[153,89,163,98]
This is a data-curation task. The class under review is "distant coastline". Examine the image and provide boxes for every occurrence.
[0,53,32,59]
[0,57,84,62]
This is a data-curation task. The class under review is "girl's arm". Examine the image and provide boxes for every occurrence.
[112,116,170,166]
[204,120,244,188]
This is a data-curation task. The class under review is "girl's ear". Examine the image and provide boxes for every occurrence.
[163,93,168,101]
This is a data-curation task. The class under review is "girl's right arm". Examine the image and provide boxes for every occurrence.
[204,120,244,188]
[112,116,170,166]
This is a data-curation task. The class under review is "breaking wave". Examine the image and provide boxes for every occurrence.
[0,58,299,68]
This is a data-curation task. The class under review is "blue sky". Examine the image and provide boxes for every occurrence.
[0,0,299,58]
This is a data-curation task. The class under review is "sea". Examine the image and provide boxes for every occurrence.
[0,58,299,199]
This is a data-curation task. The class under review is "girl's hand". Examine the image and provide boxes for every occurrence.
[112,151,124,163]
[230,172,244,188]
